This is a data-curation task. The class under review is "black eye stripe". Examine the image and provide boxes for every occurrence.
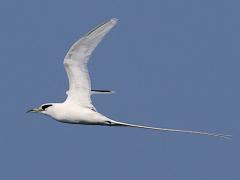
[42,104,52,110]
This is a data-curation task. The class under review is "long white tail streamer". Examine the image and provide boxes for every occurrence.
[110,120,232,139]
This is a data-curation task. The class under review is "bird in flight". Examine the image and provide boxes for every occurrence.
[27,18,231,139]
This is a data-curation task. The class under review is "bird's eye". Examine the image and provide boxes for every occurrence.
[41,104,52,110]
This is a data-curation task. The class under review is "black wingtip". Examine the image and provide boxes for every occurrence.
[91,89,112,93]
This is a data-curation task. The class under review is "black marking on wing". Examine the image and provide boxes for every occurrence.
[91,89,112,93]
[86,20,109,36]
[90,107,97,112]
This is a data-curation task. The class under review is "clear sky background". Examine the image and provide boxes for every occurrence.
[0,0,239,179]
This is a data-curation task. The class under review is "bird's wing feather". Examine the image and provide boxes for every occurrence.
[63,18,118,107]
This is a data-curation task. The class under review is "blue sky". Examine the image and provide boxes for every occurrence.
[0,0,239,179]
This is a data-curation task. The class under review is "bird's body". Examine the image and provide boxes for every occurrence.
[28,18,231,139]
[44,103,111,125]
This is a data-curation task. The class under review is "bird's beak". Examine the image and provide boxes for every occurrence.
[26,108,42,113]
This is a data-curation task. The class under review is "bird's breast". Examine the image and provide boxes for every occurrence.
[50,106,108,125]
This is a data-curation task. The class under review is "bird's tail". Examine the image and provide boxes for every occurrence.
[109,120,231,139]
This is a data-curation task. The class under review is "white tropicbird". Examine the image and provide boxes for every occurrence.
[27,18,231,139]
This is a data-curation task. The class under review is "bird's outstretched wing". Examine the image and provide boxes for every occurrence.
[63,18,118,107]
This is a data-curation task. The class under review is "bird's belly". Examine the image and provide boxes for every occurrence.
[52,108,108,125]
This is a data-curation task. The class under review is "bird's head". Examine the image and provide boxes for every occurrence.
[27,103,53,115]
